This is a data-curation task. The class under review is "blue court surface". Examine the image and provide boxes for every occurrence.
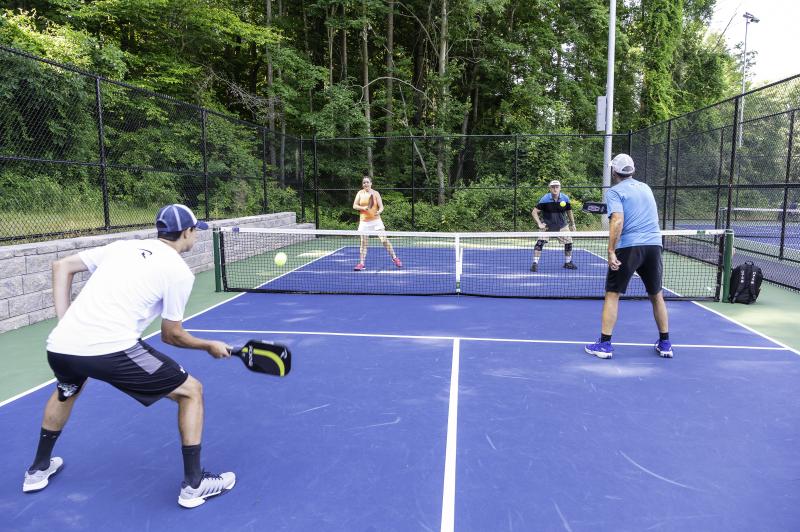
[2,294,800,531]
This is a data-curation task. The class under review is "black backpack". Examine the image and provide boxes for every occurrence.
[728,261,763,304]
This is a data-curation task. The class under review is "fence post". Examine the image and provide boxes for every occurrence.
[779,110,795,259]
[671,138,680,230]
[411,136,416,230]
[94,77,110,230]
[313,135,320,228]
[513,135,519,231]
[714,126,725,229]
[662,120,672,229]
[627,129,633,155]
[299,136,305,223]
[726,97,741,229]
[262,127,269,214]
[201,109,210,220]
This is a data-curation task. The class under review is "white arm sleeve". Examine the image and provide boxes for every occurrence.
[77,241,117,273]
[161,273,195,321]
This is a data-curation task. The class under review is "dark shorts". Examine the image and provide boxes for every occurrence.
[605,245,663,295]
[47,340,189,406]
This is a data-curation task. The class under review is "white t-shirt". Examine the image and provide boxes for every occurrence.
[47,239,195,356]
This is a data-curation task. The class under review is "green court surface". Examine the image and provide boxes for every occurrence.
[1,271,798,404]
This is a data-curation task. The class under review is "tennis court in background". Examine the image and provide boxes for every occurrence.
[1,283,799,530]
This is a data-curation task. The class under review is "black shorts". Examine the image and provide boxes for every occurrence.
[47,340,189,406]
[605,245,663,295]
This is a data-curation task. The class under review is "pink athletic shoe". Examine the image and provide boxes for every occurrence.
[354,263,365,271]
[392,257,403,268]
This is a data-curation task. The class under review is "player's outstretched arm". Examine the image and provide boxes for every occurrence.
[161,319,231,358]
[51,255,89,320]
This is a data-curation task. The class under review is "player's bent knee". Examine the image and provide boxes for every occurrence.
[534,240,546,251]
[169,375,202,401]
[564,243,573,253]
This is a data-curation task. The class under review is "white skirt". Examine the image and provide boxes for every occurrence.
[358,219,386,233]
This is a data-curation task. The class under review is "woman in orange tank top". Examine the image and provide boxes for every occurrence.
[351,176,402,271]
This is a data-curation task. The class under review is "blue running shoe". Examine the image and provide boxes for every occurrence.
[584,340,613,359]
[655,339,673,358]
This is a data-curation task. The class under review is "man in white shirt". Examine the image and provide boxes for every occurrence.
[23,204,235,509]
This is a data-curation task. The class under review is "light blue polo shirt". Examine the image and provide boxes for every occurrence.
[606,178,662,249]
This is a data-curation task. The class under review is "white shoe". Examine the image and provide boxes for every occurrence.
[178,471,236,508]
[23,457,63,493]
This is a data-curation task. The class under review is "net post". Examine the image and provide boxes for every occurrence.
[213,228,222,293]
[721,229,734,302]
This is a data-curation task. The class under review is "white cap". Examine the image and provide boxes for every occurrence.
[548,180,561,187]
[610,153,635,176]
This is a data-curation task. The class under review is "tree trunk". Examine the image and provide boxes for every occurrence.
[362,0,374,178]
[341,4,348,81]
[436,0,449,205]
[327,7,334,86]
[385,0,394,138]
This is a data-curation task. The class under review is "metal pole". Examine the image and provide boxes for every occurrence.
[411,137,417,229]
[662,120,672,230]
[299,136,305,222]
[671,138,680,230]
[726,97,741,229]
[513,134,519,231]
[213,229,222,292]
[714,126,725,228]
[201,110,210,219]
[779,110,795,259]
[95,77,110,230]
[627,130,632,156]
[601,0,617,213]
[262,127,269,214]
[738,13,759,148]
[313,135,320,228]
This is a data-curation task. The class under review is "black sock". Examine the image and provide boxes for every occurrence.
[29,428,61,472]
[659,332,670,341]
[182,444,202,488]
[600,334,612,343]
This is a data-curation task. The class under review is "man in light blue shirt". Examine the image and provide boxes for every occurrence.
[584,154,673,359]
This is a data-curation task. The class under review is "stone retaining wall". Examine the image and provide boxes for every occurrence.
[0,213,312,333]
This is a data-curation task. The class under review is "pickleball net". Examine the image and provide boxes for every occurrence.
[214,227,732,300]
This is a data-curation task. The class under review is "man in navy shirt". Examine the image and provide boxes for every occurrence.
[585,154,673,359]
[531,180,578,272]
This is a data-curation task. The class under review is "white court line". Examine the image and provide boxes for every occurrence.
[440,339,459,532]
[183,328,790,351]
[692,301,800,357]
[0,379,55,408]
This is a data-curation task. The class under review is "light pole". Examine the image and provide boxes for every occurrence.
[741,12,759,95]
[738,12,759,146]
[601,0,617,228]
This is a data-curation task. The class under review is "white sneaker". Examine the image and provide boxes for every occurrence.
[178,471,236,508]
[23,457,63,493]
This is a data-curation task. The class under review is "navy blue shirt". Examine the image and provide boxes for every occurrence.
[606,178,661,248]
[535,193,572,230]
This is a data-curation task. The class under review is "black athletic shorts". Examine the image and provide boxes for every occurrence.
[605,245,663,295]
[47,340,189,406]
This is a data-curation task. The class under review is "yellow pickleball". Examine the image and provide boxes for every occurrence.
[559,201,567,207]
[274,252,287,267]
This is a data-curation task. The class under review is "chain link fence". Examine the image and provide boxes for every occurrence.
[0,44,303,243]
[304,134,630,232]
[631,75,800,292]
[3,44,798,291]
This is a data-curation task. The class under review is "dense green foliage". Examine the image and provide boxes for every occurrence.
[0,1,753,236]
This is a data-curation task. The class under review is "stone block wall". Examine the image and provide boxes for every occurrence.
[0,213,313,334]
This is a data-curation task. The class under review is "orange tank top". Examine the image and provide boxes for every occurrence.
[356,190,379,222]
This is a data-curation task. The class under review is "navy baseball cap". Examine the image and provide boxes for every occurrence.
[156,204,209,232]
